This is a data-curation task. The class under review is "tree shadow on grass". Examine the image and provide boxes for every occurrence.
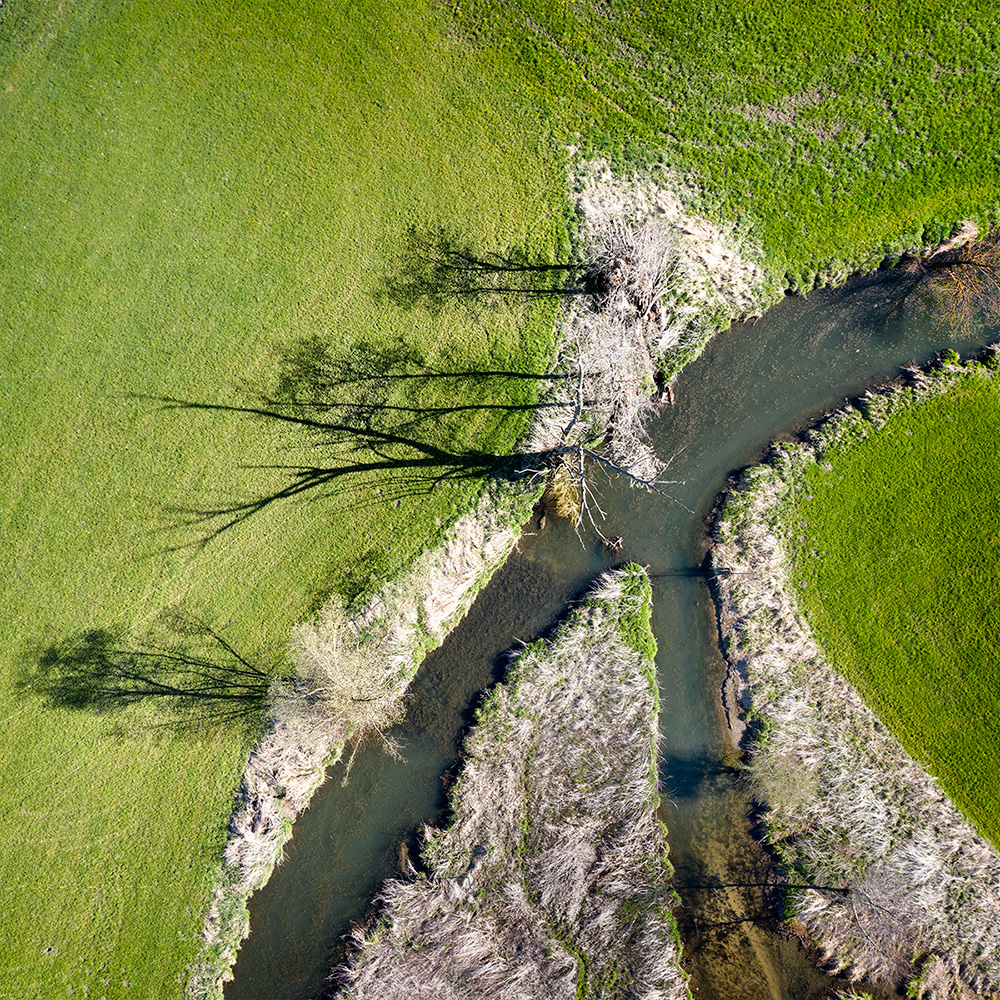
[382,224,588,316]
[148,335,578,551]
[20,618,271,729]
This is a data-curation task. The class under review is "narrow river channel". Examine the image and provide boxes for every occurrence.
[227,270,995,999]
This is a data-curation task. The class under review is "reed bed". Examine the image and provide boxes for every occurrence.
[333,565,688,1000]
[529,162,767,458]
[713,355,1000,997]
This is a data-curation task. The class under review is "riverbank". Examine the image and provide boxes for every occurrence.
[206,166,993,997]
[188,481,537,996]
[199,158,770,995]
[712,352,1000,996]
[331,564,687,1000]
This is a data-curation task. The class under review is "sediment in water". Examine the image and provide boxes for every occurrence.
[712,352,1000,998]
[331,564,688,1000]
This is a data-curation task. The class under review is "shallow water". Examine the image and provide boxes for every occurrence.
[228,271,995,1000]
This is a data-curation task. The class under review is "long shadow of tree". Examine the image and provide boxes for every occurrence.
[382,225,589,315]
[21,619,271,728]
[152,334,586,549]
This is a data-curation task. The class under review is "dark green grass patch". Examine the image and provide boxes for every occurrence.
[785,370,1000,847]
[452,0,1000,284]
[0,1,566,995]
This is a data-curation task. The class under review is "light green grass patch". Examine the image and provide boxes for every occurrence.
[785,363,1000,847]
[0,1,566,995]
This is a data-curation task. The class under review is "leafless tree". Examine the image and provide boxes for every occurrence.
[527,220,687,542]
[899,227,1000,335]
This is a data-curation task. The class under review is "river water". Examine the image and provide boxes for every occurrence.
[227,271,993,999]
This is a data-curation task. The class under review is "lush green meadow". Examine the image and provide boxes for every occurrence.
[785,362,1000,847]
[452,0,1000,285]
[0,1,565,995]
[3,0,1000,997]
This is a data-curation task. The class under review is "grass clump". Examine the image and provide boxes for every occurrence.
[334,565,687,1000]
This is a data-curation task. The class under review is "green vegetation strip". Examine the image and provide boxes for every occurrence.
[336,565,687,1000]
[783,352,1000,847]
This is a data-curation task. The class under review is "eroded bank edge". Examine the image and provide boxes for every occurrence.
[712,353,1000,997]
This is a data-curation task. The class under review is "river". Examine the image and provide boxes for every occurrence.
[227,269,993,999]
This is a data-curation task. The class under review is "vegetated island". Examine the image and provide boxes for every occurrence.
[712,350,1000,998]
[330,564,689,1000]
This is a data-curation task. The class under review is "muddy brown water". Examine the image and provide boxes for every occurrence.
[227,271,995,1000]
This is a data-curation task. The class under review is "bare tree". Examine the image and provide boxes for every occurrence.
[526,220,687,542]
[899,226,1000,335]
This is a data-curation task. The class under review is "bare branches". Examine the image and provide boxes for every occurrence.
[897,227,1000,336]
[528,219,686,540]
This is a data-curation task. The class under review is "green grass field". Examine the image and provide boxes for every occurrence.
[3,0,1000,996]
[0,2,566,996]
[451,0,1000,285]
[785,361,1000,847]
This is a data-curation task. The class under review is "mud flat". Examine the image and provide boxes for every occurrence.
[331,564,688,1000]
[712,354,1000,998]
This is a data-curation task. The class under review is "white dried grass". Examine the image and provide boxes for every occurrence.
[528,160,767,489]
[335,566,688,1000]
[713,358,1000,997]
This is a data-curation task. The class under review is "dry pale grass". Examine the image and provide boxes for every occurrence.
[712,358,1000,998]
[334,566,688,1000]
[528,161,767,524]
[544,452,584,521]
[187,487,525,999]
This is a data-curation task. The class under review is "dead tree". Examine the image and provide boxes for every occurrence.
[527,221,686,541]
[900,227,1000,335]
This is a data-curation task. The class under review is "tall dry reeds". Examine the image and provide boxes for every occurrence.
[712,357,1000,998]
[333,566,689,1000]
